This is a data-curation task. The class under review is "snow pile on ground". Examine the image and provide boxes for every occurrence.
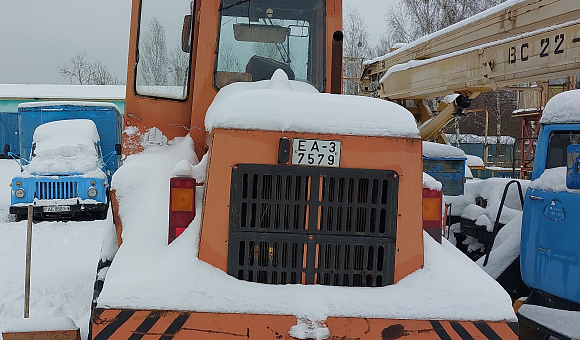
[445,178,529,271]
[24,119,104,176]
[475,215,522,279]
[540,89,580,124]
[205,69,419,138]
[0,158,107,339]
[3,316,78,332]
[98,136,516,322]
[529,167,580,193]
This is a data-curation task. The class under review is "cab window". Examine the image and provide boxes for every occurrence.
[215,0,326,91]
[135,0,193,100]
[546,131,580,169]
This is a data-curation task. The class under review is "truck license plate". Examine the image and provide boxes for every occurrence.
[43,206,71,213]
[291,138,341,167]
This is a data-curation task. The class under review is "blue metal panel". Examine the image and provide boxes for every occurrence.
[18,103,122,174]
[0,112,19,156]
[423,157,465,195]
[521,188,580,304]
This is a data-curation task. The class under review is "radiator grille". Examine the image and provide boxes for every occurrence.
[35,180,78,200]
[228,164,398,287]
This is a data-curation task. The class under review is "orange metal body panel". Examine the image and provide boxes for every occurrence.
[123,0,344,158]
[91,308,518,339]
[198,128,424,283]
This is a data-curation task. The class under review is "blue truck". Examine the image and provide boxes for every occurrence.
[9,102,122,221]
[517,90,580,338]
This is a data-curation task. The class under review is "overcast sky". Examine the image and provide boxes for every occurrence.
[0,0,396,85]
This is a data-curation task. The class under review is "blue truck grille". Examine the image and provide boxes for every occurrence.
[35,181,78,200]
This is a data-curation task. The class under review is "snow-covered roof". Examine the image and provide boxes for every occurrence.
[18,100,121,112]
[0,84,125,100]
[101,136,516,322]
[540,89,580,124]
[26,119,103,175]
[205,70,420,138]
[446,134,516,145]
[422,141,466,159]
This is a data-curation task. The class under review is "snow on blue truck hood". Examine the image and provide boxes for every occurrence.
[25,119,105,176]
[205,69,420,138]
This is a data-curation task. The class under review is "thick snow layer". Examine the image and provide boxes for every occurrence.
[465,154,484,167]
[540,89,580,124]
[476,215,522,279]
[98,136,515,322]
[25,120,104,175]
[423,172,442,191]
[18,101,120,111]
[0,84,125,100]
[422,141,466,159]
[0,159,107,339]
[3,317,78,332]
[446,178,529,221]
[529,167,580,193]
[205,70,419,138]
[518,304,580,339]
[447,134,516,145]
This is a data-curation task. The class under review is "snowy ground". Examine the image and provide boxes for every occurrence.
[0,159,106,339]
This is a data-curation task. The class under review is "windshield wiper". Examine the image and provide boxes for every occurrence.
[219,0,251,11]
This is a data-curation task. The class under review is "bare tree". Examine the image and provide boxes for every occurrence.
[343,6,371,94]
[387,0,505,43]
[139,17,169,86]
[58,52,122,85]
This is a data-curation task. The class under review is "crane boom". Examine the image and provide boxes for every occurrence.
[360,0,580,142]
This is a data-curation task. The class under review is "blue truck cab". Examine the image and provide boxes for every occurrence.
[9,102,122,221]
[518,90,580,337]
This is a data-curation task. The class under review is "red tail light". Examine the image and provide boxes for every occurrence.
[169,177,196,244]
[422,188,443,243]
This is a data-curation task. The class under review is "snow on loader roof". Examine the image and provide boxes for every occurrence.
[205,69,420,138]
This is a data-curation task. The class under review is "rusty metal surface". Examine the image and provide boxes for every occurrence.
[91,308,519,339]
[2,329,80,340]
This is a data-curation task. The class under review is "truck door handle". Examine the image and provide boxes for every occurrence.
[528,195,544,200]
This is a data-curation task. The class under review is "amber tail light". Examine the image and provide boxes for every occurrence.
[422,188,443,243]
[169,177,196,244]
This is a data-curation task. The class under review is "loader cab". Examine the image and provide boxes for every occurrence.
[124,0,342,157]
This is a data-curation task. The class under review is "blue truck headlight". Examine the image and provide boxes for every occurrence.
[15,188,26,198]
[87,187,98,198]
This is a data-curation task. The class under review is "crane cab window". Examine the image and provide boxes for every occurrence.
[215,0,326,91]
[135,0,193,100]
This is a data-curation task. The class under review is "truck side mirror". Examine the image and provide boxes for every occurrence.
[566,144,580,189]
[115,144,122,155]
[181,14,192,53]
